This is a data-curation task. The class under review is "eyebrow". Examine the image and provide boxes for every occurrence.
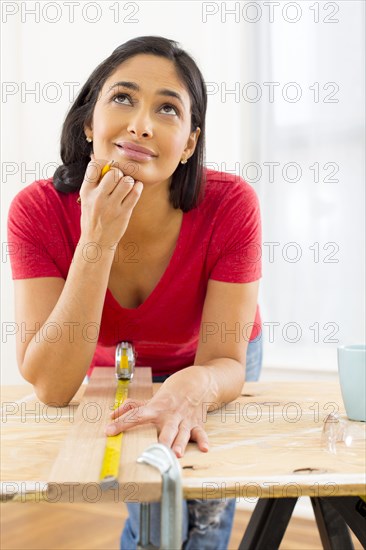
[107,81,185,107]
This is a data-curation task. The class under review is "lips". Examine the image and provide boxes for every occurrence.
[115,142,157,157]
[115,145,155,162]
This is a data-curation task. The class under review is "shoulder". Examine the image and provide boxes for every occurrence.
[9,178,77,219]
[201,168,260,211]
[10,178,67,205]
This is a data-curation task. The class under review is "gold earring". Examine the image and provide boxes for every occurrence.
[86,136,92,143]
[181,157,188,164]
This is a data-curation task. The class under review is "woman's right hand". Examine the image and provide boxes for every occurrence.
[79,155,144,249]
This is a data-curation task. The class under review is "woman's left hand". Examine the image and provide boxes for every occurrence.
[104,368,211,458]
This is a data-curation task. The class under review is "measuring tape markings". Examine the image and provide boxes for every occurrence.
[99,351,130,488]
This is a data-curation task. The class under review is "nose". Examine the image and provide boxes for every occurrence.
[126,106,153,139]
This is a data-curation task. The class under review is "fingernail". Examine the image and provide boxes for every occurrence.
[175,446,182,456]
[105,424,117,436]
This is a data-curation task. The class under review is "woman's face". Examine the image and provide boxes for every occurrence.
[85,54,200,187]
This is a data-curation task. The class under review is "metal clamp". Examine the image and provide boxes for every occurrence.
[115,341,136,380]
[137,443,183,550]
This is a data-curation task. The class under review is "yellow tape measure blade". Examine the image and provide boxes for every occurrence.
[100,433,123,490]
[99,379,129,490]
[114,379,129,409]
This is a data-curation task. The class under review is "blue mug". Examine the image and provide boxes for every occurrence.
[337,344,366,422]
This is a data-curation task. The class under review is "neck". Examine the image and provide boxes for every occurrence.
[122,179,180,242]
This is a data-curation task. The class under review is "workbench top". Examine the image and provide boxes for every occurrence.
[1,370,365,502]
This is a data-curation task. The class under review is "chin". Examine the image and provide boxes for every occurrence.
[113,160,143,179]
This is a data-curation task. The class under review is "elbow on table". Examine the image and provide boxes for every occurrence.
[19,361,75,407]
[33,384,74,407]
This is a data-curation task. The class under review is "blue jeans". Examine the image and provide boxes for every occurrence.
[121,335,263,549]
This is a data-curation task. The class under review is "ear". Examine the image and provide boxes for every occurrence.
[183,127,201,159]
[84,123,93,138]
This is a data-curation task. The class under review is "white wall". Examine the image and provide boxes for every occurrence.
[256,2,365,376]
[1,1,365,384]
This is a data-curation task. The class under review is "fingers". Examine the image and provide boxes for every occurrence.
[105,401,155,436]
[105,403,146,436]
[83,156,122,187]
[159,423,209,458]
[111,182,143,213]
[110,399,146,419]
[105,398,210,457]
[80,158,117,198]
[82,159,103,189]
[98,167,130,197]
[158,420,187,457]
[91,164,141,203]
[190,426,210,453]
[81,156,143,204]
[106,172,141,205]
[165,422,192,458]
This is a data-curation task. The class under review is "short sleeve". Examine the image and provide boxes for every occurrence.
[7,185,64,280]
[208,179,262,283]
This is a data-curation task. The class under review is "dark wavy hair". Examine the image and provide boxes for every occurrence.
[53,35,207,211]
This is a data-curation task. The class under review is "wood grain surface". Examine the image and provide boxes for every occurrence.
[48,367,161,502]
[180,380,366,499]
[1,368,161,503]
[1,374,365,504]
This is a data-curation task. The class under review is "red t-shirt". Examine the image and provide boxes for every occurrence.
[7,168,262,377]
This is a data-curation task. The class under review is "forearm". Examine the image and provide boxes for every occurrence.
[198,357,245,411]
[161,358,245,414]
[22,236,115,405]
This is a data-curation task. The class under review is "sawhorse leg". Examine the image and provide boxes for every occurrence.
[239,496,366,550]
[238,497,298,550]
[311,496,366,550]
[311,497,354,549]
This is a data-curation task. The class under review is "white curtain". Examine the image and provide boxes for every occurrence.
[250,1,365,372]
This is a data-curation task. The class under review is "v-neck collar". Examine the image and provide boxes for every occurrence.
[106,210,189,314]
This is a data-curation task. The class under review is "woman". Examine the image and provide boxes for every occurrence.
[7,36,262,549]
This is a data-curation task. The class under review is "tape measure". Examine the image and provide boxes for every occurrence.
[99,342,136,490]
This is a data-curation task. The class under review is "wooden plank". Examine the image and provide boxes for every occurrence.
[47,367,161,503]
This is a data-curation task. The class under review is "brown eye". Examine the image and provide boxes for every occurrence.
[112,93,131,104]
[161,104,179,116]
